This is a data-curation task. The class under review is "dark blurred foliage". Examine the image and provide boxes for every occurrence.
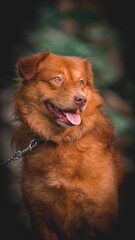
[0,0,135,239]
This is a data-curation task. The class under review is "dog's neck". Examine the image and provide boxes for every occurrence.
[13,121,88,149]
[13,109,102,150]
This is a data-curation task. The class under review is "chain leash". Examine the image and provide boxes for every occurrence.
[0,139,38,166]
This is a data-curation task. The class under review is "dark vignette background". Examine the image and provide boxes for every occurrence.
[0,0,135,239]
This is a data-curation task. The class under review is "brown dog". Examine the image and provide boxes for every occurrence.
[13,51,125,240]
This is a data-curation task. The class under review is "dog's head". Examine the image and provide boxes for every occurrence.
[15,51,103,142]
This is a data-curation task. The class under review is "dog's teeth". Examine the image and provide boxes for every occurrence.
[56,107,59,112]
[57,108,63,114]
[46,101,64,116]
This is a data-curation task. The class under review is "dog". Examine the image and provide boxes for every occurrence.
[13,51,125,240]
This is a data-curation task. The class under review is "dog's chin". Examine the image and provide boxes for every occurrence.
[44,101,83,128]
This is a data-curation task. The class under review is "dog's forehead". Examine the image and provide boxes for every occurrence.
[39,54,86,77]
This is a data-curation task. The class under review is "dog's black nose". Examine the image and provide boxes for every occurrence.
[74,95,87,107]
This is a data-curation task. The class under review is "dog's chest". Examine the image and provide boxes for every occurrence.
[24,139,114,197]
[23,140,118,234]
[41,142,90,182]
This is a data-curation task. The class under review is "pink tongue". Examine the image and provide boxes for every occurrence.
[65,112,81,125]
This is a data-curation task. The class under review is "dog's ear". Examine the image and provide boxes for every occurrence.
[84,60,94,87]
[16,51,50,80]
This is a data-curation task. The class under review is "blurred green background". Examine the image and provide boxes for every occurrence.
[0,0,135,239]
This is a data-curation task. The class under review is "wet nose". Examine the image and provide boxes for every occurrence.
[74,94,87,107]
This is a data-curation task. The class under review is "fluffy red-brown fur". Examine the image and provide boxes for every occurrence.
[13,51,125,240]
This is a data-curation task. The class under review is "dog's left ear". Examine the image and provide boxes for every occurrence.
[16,51,50,80]
[84,60,94,87]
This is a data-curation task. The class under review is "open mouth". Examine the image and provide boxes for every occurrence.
[45,101,81,126]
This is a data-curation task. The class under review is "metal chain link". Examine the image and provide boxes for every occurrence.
[0,139,38,166]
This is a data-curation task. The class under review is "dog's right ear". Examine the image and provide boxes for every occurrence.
[16,51,50,80]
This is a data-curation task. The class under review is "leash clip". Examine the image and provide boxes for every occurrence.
[22,139,38,154]
[1,139,38,166]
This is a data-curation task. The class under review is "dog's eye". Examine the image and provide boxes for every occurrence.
[79,80,84,86]
[50,76,63,87]
[53,77,62,83]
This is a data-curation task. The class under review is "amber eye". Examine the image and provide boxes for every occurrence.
[53,76,62,82]
[79,80,84,86]
[50,76,63,87]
